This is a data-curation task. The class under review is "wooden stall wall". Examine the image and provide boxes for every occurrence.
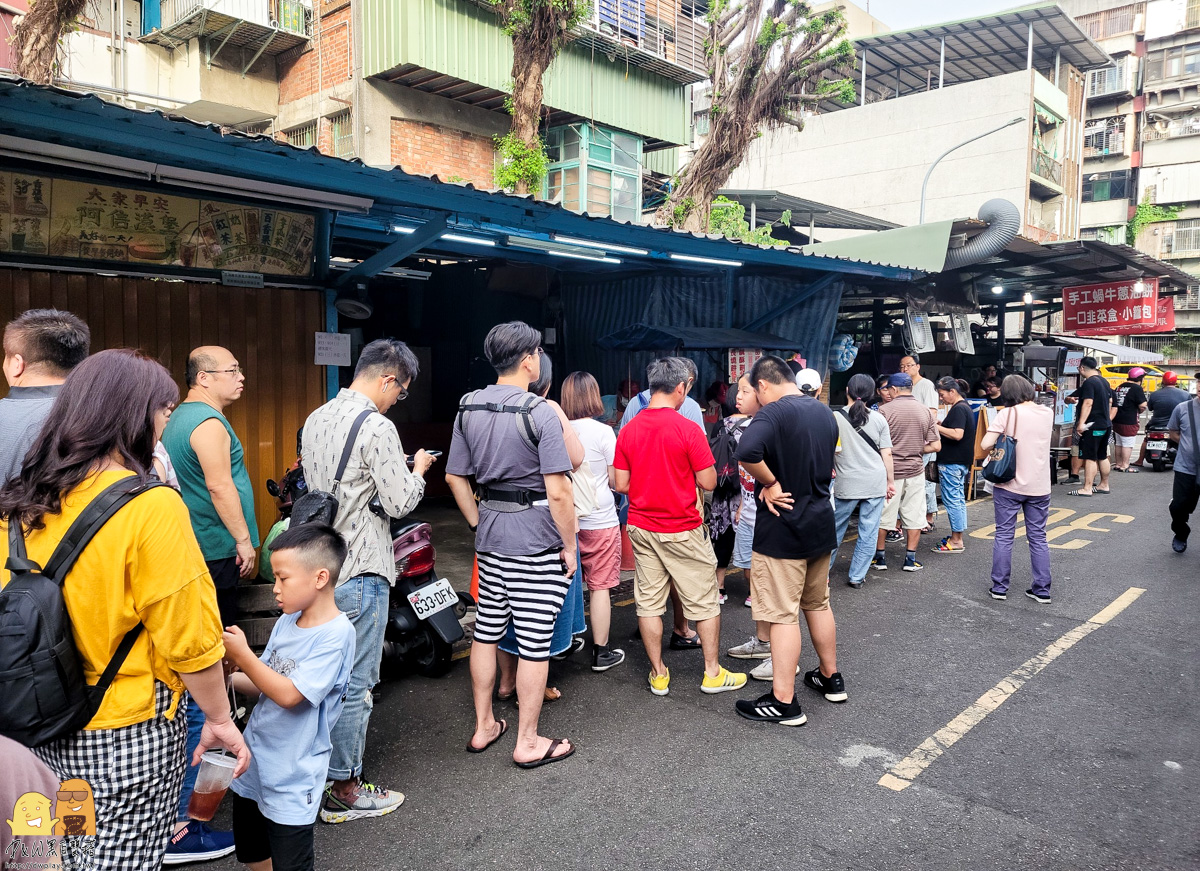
[0,268,326,541]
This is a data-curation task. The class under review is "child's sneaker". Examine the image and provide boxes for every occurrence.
[319,781,405,824]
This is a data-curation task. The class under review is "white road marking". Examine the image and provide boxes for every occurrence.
[837,744,901,769]
[878,587,1146,792]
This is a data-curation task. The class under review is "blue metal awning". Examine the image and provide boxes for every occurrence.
[0,77,921,284]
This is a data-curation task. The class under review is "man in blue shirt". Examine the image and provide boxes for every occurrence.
[1167,393,1200,553]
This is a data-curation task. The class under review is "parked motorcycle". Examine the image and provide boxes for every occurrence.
[382,518,474,678]
[1144,429,1178,473]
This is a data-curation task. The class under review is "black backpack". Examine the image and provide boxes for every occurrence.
[709,419,742,498]
[0,476,165,747]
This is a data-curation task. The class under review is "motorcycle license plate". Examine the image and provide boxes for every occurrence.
[408,578,457,620]
[1147,440,1168,451]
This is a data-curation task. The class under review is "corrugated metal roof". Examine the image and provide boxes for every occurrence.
[0,76,920,282]
[717,190,899,232]
[823,3,1112,112]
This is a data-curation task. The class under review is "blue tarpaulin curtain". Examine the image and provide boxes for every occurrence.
[561,274,844,396]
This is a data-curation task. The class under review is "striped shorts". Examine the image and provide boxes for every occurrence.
[473,549,572,661]
[34,682,187,871]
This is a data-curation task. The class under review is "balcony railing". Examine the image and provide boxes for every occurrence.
[1025,225,1067,244]
[1143,116,1200,142]
[1083,129,1125,158]
[158,0,310,37]
[571,0,707,84]
[1031,150,1063,186]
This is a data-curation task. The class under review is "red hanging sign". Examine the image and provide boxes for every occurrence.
[1154,295,1176,332]
[1063,277,1159,335]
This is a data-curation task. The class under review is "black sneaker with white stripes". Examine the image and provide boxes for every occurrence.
[802,668,848,703]
[735,691,807,726]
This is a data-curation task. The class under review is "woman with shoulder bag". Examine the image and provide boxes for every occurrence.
[832,374,896,588]
[0,349,248,871]
[980,375,1055,604]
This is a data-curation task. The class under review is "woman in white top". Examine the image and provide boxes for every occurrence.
[833,374,895,588]
[562,371,626,673]
[980,375,1054,603]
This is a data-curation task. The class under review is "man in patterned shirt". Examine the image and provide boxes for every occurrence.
[301,339,437,823]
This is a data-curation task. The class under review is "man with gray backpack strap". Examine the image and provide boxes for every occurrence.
[301,339,436,823]
[446,321,578,768]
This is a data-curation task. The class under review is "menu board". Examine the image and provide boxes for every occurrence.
[0,171,316,277]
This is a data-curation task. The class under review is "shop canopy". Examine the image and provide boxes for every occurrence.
[596,324,794,352]
[1049,336,1164,364]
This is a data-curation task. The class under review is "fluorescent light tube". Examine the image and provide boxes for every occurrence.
[552,235,649,256]
[442,233,496,247]
[549,250,621,264]
[669,253,743,267]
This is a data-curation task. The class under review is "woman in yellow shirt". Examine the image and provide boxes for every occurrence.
[0,348,249,870]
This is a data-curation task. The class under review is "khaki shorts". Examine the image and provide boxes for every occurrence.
[880,474,926,530]
[750,551,832,623]
[628,525,720,621]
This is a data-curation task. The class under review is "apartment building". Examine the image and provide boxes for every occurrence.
[5,0,703,223]
[724,5,1110,244]
[1066,0,1200,344]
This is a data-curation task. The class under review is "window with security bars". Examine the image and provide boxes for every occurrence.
[1180,283,1200,311]
[1087,58,1128,97]
[1189,0,1200,30]
[285,121,317,149]
[1164,219,1200,257]
[330,110,354,158]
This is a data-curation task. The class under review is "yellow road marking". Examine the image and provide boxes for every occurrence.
[878,586,1146,792]
[968,510,1134,550]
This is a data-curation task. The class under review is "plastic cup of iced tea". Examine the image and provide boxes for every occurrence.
[186,751,237,821]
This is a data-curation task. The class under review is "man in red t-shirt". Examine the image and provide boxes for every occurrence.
[615,357,748,698]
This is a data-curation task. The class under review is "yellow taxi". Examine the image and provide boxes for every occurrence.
[1100,364,1193,394]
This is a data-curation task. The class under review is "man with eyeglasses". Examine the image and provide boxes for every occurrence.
[161,344,259,864]
[301,338,436,822]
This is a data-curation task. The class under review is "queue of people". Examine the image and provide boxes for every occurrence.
[3,306,1195,871]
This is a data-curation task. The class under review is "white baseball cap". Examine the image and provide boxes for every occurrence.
[796,368,822,393]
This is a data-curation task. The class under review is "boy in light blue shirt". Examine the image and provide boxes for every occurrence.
[222,523,356,871]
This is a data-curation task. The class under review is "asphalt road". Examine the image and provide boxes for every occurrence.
[207,471,1198,871]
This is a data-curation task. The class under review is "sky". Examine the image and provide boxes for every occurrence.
[861,0,1025,30]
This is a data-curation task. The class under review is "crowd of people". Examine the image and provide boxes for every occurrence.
[1,308,1198,871]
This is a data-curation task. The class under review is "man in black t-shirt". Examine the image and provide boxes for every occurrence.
[734,355,842,726]
[933,377,976,553]
[1111,368,1148,472]
[1071,356,1114,496]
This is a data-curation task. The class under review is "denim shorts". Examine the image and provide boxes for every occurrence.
[731,516,754,569]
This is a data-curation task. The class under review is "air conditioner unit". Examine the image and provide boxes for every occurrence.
[949,313,975,355]
[902,308,936,354]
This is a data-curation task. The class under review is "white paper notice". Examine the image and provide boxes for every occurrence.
[314,332,351,366]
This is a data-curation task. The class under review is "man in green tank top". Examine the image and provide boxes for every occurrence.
[161,345,259,623]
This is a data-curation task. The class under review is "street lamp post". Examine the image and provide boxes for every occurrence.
[919,117,1027,224]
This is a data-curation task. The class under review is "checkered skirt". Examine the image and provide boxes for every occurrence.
[34,682,187,871]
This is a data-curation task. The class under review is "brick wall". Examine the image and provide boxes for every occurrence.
[277,4,353,104]
[390,119,496,187]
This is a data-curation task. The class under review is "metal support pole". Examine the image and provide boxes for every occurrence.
[808,212,816,241]
[860,51,867,106]
[939,37,945,88]
[1026,22,1034,71]
[997,301,1008,362]
[1023,298,1034,342]
[749,201,756,230]
[1054,48,1061,86]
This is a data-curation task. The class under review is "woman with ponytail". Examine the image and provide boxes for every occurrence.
[832,373,896,588]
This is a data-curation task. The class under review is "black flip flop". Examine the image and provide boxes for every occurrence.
[515,738,575,769]
[669,632,702,650]
[465,719,508,754]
